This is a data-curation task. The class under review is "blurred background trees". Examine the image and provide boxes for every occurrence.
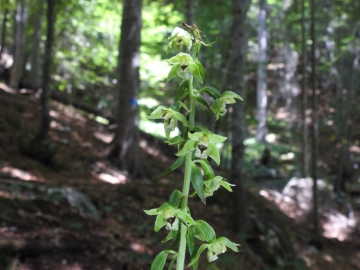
[0,0,360,235]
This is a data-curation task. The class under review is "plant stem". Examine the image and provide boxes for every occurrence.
[176,77,195,270]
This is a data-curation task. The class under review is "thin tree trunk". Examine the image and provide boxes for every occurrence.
[36,0,56,140]
[30,0,44,89]
[186,0,195,25]
[9,0,27,89]
[108,0,142,175]
[230,0,251,233]
[256,0,267,144]
[300,0,308,177]
[0,6,9,59]
[310,0,320,237]
[335,52,359,192]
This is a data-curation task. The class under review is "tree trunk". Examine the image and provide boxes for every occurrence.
[0,5,9,60]
[30,0,44,89]
[186,0,195,25]
[230,0,251,233]
[108,0,142,175]
[335,51,359,192]
[9,0,27,89]
[310,0,320,237]
[300,0,308,177]
[36,0,56,140]
[256,0,267,144]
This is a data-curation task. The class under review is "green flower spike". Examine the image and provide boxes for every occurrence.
[176,131,227,165]
[168,27,193,54]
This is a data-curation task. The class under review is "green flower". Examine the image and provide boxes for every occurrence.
[204,176,234,197]
[212,91,243,120]
[148,105,188,138]
[167,53,204,83]
[188,237,240,266]
[144,203,195,232]
[167,27,193,53]
[176,130,227,165]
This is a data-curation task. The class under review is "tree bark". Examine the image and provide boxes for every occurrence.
[9,0,27,89]
[0,5,9,60]
[186,0,195,25]
[108,0,142,175]
[30,0,44,89]
[256,0,267,144]
[310,0,320,237]
[230,0,251,233]
[300,0,308,177]
[36,0,56,140]
[335,51,359,192]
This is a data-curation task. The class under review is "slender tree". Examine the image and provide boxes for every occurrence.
[335,50,359,192]
[310,0,320,236]
[36,0,56,140]
[300,0,308,177]
[9,0,27,89]
[186,0,195,25]
[30,0,45,89]
[230,0,252,233]
[0,1,9,60]
[256,0,268,143]
[108,0,142,175]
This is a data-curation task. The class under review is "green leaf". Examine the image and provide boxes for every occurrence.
[176,140,197,156]
[189,62,203,84]
[144,208,159,216]
[207,143,221,165]
[216,237,240,252]
[167,64,180,81]
[157,156,185,178]
[171,111,189,126]
[188,244,208,267]
[175,210,196,225]
[154,213,166,232]
[219,181,234,192]
[194,220,216,242]
[208,133,227,143]
[193,159,215,179]
[187,230,196,256]
[150,250,177,270]
[195,59,205,81]
[191,163,206,204]
[168,255,177,270]
[169,190,182,207]
[148,105,166,119]
[195,96,211,111]
[161,231,175,243]
[175,85,189,101]
[198,86,221,99]
[211,99,222,120]
[166,136,185,145]
[221,91,243,101]
[172,101,190,112]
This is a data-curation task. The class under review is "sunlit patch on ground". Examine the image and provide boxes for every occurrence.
[259,179,357,241]
[93,131,114,143]
[91,161,128,184]
[0,165,42,182]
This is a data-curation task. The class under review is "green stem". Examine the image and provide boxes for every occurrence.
[176,77,195,270]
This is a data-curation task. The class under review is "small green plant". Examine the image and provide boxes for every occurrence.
[145,24,243,270]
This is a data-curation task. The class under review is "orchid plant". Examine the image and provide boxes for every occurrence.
[145,24,243,270]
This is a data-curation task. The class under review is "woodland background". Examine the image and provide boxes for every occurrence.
[0,0,359,269]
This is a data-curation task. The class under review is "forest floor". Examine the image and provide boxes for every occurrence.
[0,87,359,270]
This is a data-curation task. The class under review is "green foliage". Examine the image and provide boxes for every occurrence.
[144,24,241,270]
